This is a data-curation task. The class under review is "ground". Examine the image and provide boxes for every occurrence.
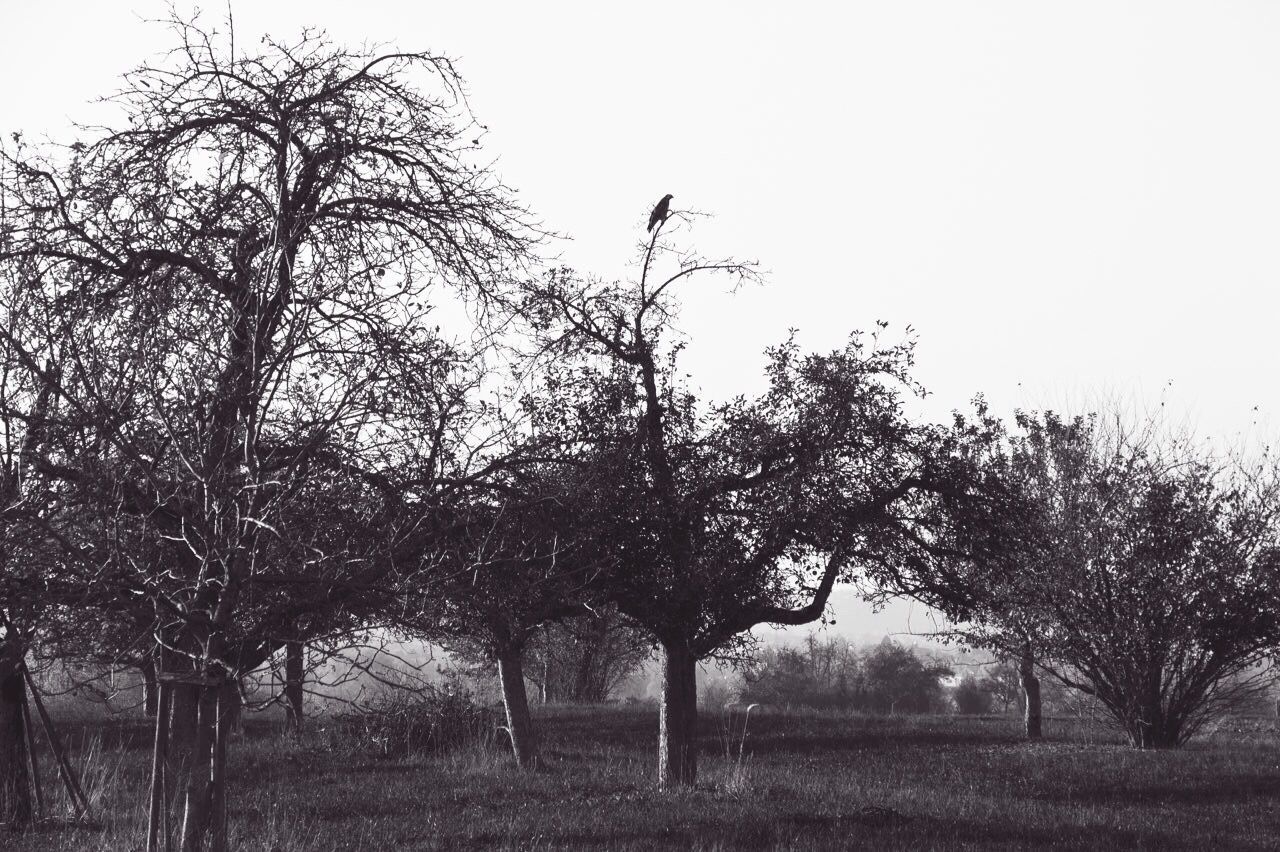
[10,705,1280,850]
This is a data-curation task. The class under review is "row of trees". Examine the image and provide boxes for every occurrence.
[1,12,1278,849]
[0,17,1007,846]
[741,637,952,714]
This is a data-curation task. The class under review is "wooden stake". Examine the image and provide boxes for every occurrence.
[21,665,92,821]
[18,683,43,822]
[147,680,170,852]
[209,691,229,852]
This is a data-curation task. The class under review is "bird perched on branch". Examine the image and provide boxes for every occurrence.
[647,193,674,232]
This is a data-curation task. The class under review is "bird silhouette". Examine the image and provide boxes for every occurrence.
[647,193,674,232]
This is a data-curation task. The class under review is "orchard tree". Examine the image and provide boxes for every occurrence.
[1018,416,1280,747]
[901,410,1280,748]
[423,478,598,769]
[401,359,636,769]
[529,208,999,787]
[0,14,533,849]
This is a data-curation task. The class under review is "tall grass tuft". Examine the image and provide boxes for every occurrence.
[719,702,760,795]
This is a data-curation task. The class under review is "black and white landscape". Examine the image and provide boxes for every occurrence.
[1,3,1279,850]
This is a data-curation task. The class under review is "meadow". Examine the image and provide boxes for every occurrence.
[9,705,1280,851]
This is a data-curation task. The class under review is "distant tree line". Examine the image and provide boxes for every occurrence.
[740,637,952,715]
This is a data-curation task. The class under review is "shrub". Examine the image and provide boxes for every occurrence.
[329,682,500,758]
[953,676,994,715]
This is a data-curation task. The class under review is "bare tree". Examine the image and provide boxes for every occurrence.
[0,12,534,848]
[525,608,651,704]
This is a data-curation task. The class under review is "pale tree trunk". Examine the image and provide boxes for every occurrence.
[208,693,230,852]
[284,641,304,732]
[658,638,698,788]
[142,659,159,718]
[0,640,32,829]
[1019,646,1042,740]
[496,645,538,769]
[146,680,170,852]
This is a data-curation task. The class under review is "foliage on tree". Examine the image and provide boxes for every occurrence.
[898,410,1280,748]
[526,222,1003,785]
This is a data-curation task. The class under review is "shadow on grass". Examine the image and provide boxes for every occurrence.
[1034,772,1280,806]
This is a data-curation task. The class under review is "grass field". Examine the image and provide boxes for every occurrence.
[10,705,1280,851]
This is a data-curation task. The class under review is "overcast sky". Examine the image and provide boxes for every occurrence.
[4,1,1278,645]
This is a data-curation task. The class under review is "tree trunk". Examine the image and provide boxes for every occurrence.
[496,645,538,769]
[167,679,200,785]
[179,681,220,852]
[142,659,159,718]
[657,638,698,788]
[1128,702,1178,749]
[284,641,304,732]
[219,680,242,736]
[0,642,32,829]
[1019,647,1042,740]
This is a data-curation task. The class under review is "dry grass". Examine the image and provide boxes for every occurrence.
[8,705,1280,850]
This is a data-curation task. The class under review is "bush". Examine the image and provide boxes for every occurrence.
[329,682,500,758]
[953,676,994,714]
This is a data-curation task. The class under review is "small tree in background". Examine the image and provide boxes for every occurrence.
[860,640,952,715]
[953,675,994,715]
[526,608,651,704]
[897,410,1280,748]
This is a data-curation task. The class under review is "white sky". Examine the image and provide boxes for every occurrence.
[4,1,1279,644]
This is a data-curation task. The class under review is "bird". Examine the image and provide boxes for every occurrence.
[647,193,674,232]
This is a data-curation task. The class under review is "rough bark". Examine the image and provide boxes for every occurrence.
[657,638,698,788]
[1019,647,1042,740]
[218,680,242,736]
[496,645,538,769]
[284,641,304,732]
[167,680,200,784]
[179,682,220,852]
[0,643,32,829]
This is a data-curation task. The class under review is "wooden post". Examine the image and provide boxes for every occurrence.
[147,680,170,852]
[22,665,92,821]
[19,685,43,822]
[209,690,229,852]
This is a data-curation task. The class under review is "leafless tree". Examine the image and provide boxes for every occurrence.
[0,12,535,848]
